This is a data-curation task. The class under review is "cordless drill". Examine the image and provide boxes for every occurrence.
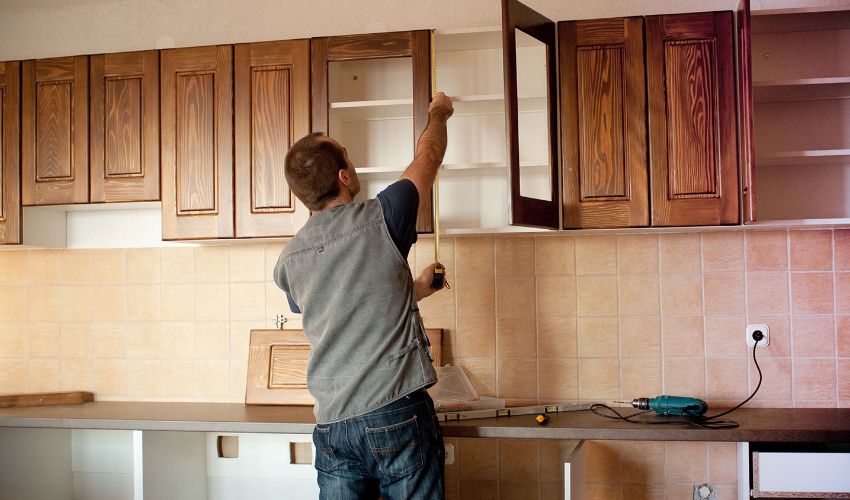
[619,395,708,416]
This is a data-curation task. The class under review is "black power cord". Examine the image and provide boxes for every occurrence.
[590,333,764,430]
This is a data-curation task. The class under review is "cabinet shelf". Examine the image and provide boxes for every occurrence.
[330,99,414,121]
[329,98,414,109]
[753,78,850,102]
[356,162,549,177]
[756,149,850,166]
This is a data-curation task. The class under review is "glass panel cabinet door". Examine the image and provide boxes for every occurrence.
[501,0,560,229]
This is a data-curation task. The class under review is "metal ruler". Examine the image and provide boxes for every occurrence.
[435,402,592,422]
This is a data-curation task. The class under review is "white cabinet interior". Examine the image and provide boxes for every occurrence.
[0,428,140,500]
[751,11,850,222]
[0,428,317,500]
[335,27,554,233]
[436,28,551,232]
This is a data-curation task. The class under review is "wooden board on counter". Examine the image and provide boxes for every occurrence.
[0,391,94,408]
[246,329,442,405]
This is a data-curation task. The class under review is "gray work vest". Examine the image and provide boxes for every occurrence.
[273,198,437,424]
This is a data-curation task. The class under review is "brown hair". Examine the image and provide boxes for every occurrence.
[284,133,347,211]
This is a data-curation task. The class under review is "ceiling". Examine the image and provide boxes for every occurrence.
[0,0,849,60]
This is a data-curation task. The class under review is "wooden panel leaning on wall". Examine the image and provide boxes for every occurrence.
[246,329,443,405]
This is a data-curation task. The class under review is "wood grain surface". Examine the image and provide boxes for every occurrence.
[647,12,739,226]
[246,329,443,406]
[234,39,310,237]
[22,56,89,205]
[160,45,234,239]
[501,0,560,229]
[560,17,649,229]
[0,61,21,244]
[0,391,94,408]
[90,50,159,203]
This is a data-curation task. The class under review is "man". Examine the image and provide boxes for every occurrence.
[274,92,454,500]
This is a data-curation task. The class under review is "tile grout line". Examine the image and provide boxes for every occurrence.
[615,235,623,403]
[787,230,796,408]
[658,235,666,397]
[700,233,709,402]
[741,231,752,405]
[833,229,839,405]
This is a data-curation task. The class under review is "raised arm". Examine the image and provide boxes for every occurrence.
[401,92,454,203]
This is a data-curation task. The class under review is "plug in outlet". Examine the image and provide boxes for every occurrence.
[746,324,770,348]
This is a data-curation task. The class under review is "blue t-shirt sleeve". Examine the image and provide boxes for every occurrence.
[376,179,419,258]
[286,293,301,314]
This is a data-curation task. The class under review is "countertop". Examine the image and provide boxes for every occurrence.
[1,402,849,443]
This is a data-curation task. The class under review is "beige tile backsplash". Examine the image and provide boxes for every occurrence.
[1,227,848,498]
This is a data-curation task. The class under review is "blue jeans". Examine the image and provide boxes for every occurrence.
[312,390,445,500]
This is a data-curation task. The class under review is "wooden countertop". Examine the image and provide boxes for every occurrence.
[0,402,848,443]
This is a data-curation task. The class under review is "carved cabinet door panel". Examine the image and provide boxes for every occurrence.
[161,45,234,240]
[646,12,740,226]
[234,40,311,238]
[560,17,649,229]
[0,61,21,244]
[22,56,89,206]
[90,50,159,203]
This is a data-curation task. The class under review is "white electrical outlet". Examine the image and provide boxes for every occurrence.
[444,442,455,465]
[746,324,770,348]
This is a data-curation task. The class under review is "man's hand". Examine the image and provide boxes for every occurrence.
[414,262,447,301]
[428,92,454,122]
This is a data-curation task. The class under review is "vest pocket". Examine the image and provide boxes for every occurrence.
[388,338,421,361]
[365,415,424,477]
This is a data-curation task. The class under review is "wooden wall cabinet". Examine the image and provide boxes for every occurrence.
[517,2,739,229]
[0,61,21,244]
[161,45,233,240]
[559,17,649,229]
[646,12,739,226]
[234,40,311,238]
[22,56,89,206]
[90,50,159,203]
[311,31,433,233]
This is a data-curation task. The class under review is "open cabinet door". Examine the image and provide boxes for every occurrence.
[738,0,757,223]
[502,0,560,229]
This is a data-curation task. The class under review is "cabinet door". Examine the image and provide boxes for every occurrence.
[89,50,159,203]
[0,61,21,244]
[22,56,89,206]
[560,18,648,229]
[311,30,433,233]
[502,0,560,229]
[738,0,756,223]
[646,12,739,226]
[161,45,233,240]
[234,40,310,238]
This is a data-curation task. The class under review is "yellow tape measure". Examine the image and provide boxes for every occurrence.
[430,30,446,290]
